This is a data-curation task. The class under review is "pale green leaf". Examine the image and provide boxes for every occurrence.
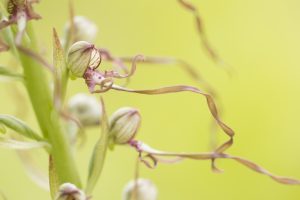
[86,97,109,194]
[0,114,43,141]
[17,151,49,190]
[0,136,50,150]
[0,66,23,80]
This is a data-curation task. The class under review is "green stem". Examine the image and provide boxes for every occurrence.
[18,24,81,187]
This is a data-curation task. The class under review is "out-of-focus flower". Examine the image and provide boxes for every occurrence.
[122,179,158,200]
[68,93,102,127]
[67,41,101,78]
[0,0,41,43]
[108,107,141,145]
[6,0,41,20]
[56,183,86,200]
[64,16,98,43]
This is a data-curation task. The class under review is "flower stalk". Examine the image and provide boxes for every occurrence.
[17,23,81,187]
[1,1,300,199]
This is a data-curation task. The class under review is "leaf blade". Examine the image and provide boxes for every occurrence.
[17,151,49,190]
[85,97,108,194]
[0,114,43,141]
[0,136,50,150]
[0,66,23,80]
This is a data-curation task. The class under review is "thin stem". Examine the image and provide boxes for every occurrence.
[131,156,140,200]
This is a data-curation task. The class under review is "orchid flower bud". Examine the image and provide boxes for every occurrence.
[67,41,101,78]
[122,179,158,200]
[68,93,102,127]
[65,16,98,43]
[56,183,87,200]
[109,107,141,145]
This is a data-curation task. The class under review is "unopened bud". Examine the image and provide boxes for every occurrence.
[56,183,86,200]
[68,93,102,127]
[65,16,98,43]
[67,41,101,77]
[122,179,158,200]
[109,107,141,144]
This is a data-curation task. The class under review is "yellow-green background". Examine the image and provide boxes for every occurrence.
[1,0,300,199]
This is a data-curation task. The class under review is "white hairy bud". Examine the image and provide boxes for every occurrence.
[56,183,86,200]
[68,93,102,127]
[65,16,98,43]
[122,179,158,200]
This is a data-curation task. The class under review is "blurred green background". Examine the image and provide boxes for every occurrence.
[1,0,300,199]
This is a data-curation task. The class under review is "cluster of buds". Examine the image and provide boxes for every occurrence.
[66,94,142,148]
[122,179,158,200]
[56,183,87,200]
